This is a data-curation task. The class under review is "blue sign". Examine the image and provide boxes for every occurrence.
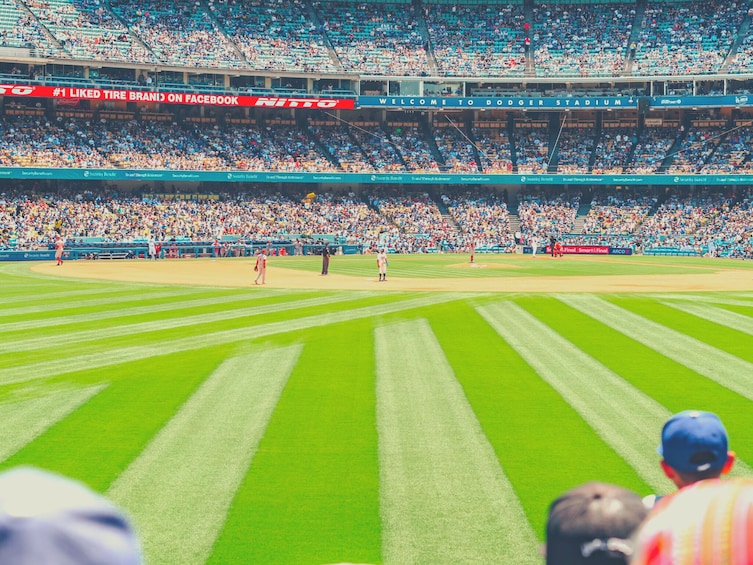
[355,94,753,110]
[358,95,635,109]
[3,167,753,186]
[608,247,633,255]
[649,95,753,108]
[0,250,56,261]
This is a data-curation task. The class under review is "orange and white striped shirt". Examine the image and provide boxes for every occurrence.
[632,478,753,565]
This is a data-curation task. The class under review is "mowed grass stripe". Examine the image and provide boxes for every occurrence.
[558,295,753,403]
[662,301,753,336]
[3,292,380,368]
[0,288,294,332]
[478,302,672,492]
[0,293,467,385]
[0,351,229,491]
[429,302,650,538]
[615,297,753,365]
[376,319,540,565]
[108,346,301,565]
[209,321,380,565]
[0,288,206,320]
[0,285,130,306]
[0,384,106,463]
[518,296,753,480]
[0,292,368,354]
[650,294,753,308]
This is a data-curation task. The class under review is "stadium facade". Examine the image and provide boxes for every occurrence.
[0,0,751,192]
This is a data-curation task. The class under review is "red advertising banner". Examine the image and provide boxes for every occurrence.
[0,84,356,109]
[546,245,611,254]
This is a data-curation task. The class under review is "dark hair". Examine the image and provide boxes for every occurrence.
[546,482,648,565]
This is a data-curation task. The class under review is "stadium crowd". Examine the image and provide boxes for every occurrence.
[423,2,526,77]
[24,0,154,63]
[582,191,656,235]
[625,126,676,174]
[4,186,753,258]
[517,191,580,240]
[1,0,752,78]
[312,0,428,76]
[208,0,336,74]
[0,108,750,179]
[632,0,745,76]
[591,127,635,174]
[472,124,513,174]
[514,128,549,174]
[532,2,631,77]
[554,126,595,174]
[108,0,243,68]
[442,190,515,251]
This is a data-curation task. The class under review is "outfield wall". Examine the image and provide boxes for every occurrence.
[522,245,634,255]
[0,243,364,261]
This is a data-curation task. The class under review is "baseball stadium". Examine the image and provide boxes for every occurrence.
[2,0,753,563]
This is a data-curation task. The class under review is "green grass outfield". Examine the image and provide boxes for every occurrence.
[271,251,713,278]
[2,255,753,564]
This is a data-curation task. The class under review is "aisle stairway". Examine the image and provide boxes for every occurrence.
[442,213,461,237]
[433,194,461,237]
[571,214,586,234]
[508,214,521,237]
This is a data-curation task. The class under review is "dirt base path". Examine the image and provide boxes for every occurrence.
[31,257,753,293]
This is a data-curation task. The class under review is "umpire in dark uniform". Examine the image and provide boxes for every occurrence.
[321,242,330,275]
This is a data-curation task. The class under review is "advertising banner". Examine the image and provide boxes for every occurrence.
[649,94,753,108]
[0,84,355,109]
[358,95,635,109]
[541,245,612,255]
[560,245,610,254]
[1,167,753,186]
[608,247,633,255]
[0,250,57,261]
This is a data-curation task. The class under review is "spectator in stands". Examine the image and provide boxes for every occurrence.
[109,0,243,69]
[626,127,677,174]
[209,0,335,73]
[591,128,635,174]
[556,126,595,174]
[582,192,655,235]
[644,410,735,508]
[442,191,515,252]
[532,3,631,78]
[545,481,648,565]
[515,129,549,174]
[634,0,745,76]
[0,466,142,564]
[632,478,753,564]
[517,190,580,243]
[424,3,526,77]
[313,0,428,75]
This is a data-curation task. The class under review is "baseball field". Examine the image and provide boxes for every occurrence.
[3,253,753,564]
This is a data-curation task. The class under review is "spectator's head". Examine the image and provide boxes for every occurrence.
[0,466,141,564]
[658,410,735,488]
[545,482,648,565]
[632,478,753,565]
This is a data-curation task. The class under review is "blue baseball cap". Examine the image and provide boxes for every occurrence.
[658,411,729,473]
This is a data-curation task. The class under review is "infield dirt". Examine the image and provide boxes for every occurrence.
[31,255,753,293]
